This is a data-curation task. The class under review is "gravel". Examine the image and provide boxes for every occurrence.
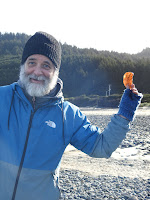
[59,170,150,200]
[59,113,150,200]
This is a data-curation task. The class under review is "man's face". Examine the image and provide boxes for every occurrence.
[25,54,55,82]
[19,54,59,97]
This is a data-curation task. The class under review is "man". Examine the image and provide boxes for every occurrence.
[0,32,142,200]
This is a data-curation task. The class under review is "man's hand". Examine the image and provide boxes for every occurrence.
[127,84,138,95]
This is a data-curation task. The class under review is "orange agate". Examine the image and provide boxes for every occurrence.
[123,72,134,89]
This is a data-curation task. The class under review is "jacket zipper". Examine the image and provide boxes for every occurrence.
[11,111,34,200]
[32,96,36,110]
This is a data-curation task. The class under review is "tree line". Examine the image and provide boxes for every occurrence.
[0,32,150,98]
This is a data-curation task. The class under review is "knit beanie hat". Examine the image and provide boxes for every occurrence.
[21,31,61,69]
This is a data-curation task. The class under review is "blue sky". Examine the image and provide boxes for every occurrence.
[1,0,150,54]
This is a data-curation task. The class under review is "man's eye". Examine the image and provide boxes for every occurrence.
[28,62,36,66]
[43,64,50,68]
[43,64,53,70]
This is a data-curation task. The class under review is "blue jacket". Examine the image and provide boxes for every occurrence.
[0,82,129,200]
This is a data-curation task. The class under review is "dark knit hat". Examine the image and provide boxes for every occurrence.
[21,31,61,69]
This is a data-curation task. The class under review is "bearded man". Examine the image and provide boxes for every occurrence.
[0,32,143,200]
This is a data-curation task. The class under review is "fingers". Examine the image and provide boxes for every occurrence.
[130,84,139,95]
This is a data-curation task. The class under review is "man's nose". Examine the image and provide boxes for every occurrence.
[33,66,43,76]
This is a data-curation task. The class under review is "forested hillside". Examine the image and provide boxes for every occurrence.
[0,32,150,98]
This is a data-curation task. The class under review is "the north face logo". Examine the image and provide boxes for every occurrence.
[45,120,56,128]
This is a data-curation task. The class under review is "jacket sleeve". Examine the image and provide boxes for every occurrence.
[69,108,130,158]
[89,114,129,158]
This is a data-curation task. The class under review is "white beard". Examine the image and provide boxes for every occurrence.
[19,65,59,97]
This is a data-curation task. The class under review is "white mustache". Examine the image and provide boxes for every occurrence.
[28,74,47,81]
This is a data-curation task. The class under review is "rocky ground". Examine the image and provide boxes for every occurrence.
[59,108,150,199]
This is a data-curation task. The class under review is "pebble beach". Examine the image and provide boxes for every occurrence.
[59,108,150,200]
